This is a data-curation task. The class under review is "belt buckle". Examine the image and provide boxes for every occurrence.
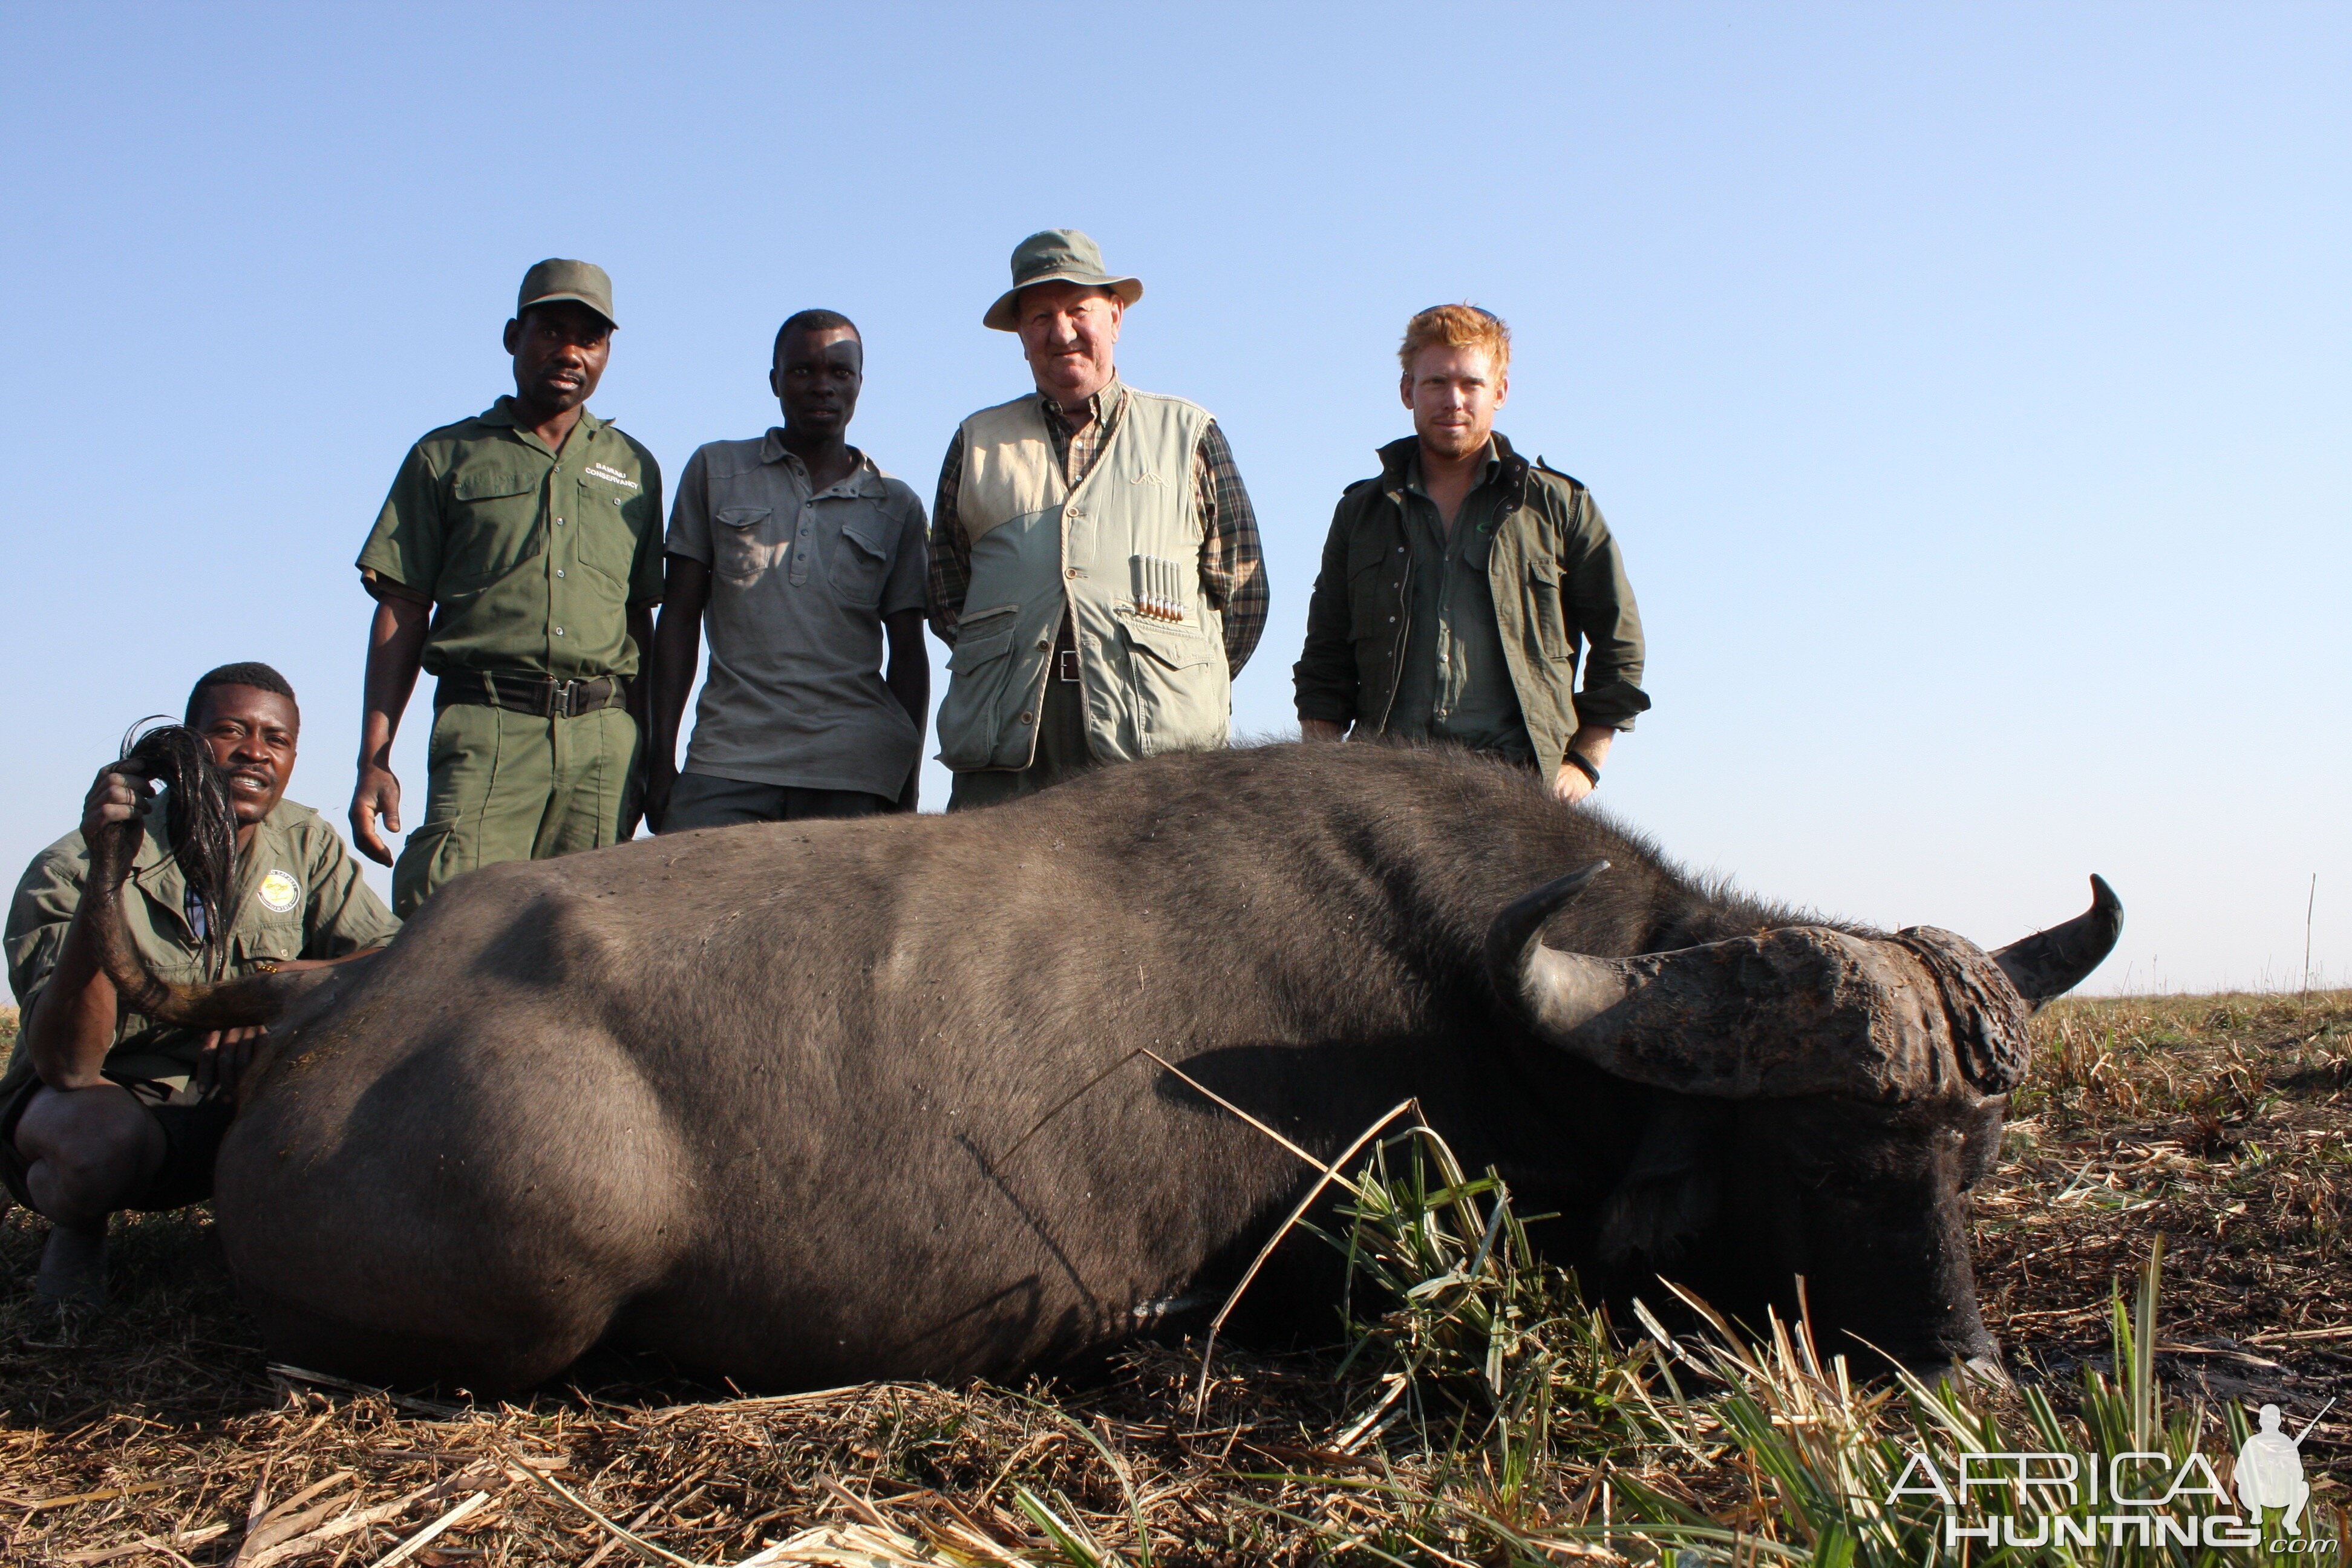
[1057,649,1081,684]
[550,678,576,719]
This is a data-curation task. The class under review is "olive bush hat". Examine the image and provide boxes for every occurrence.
[517,258,616,329]
[983,229,1143,331]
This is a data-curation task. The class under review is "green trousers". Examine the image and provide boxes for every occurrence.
[946,674,1098,812]
[391,699,642,916]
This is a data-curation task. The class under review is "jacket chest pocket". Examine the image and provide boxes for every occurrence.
[445,466,545,589]
[1525,561,1573,661]
[828,516,892,608]
[713,506,776,583]
[1347,534,1403,641]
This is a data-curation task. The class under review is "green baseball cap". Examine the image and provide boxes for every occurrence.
[982,229,1142,332]
[516,258,616,329]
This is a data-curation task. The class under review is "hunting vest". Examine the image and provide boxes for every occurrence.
[935,388,1231,773]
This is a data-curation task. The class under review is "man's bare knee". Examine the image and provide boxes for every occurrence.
[15,1085,163,1223]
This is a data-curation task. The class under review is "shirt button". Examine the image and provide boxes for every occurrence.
[555,569,566,578]
[555,517,566,526]
[1397,546,1405,553]
[1388,615,1397,622]
[1068,506,1085,518]
[1036,640,1050,652]
[554,626,565,636]
[1065,567,1079,579]
[1019,710,1036,724]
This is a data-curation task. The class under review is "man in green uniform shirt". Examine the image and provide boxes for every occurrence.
[3,664,397,1304]
[351,260,664,915]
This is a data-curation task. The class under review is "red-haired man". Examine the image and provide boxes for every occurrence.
[1293,305,1648,800]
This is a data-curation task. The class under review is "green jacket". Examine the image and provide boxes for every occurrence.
[1293,435,1649,777]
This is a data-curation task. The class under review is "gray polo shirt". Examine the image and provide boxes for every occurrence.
[667,434,929,797]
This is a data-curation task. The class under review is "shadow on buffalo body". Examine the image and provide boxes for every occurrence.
[1148,1042,2010,1385]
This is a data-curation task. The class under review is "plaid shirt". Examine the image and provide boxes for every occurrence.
[925,379,1268,674]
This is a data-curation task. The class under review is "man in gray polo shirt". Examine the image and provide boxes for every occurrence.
[646,310,930,828]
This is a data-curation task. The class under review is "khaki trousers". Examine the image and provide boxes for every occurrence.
[392,699,642,916]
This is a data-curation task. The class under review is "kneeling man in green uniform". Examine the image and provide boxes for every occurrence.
[351,260,664,914]
[3,664,398,1304]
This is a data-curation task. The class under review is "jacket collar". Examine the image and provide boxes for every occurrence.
[1377,432,1532,505]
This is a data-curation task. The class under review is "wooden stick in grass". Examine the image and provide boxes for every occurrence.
[499,1452,713,1568]
[366,1491,487,1568]
[580,1470,709,1568]
[1173,1084,1420,1416]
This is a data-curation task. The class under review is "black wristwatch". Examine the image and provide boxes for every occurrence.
[1564,751,1602,788]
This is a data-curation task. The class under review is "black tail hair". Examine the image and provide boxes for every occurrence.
[119,719,240,979]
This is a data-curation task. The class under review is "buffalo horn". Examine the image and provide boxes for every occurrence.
[1487,863,2011,1101]
[1480,860,1625,1036]
[1990,875,2124,1010]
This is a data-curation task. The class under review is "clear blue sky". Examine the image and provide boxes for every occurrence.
[2,3,2344,993]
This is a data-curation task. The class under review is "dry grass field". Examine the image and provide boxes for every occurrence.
[2,990,2347,1566]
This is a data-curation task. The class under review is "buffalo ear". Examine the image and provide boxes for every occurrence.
[1597,1098,1733,1268]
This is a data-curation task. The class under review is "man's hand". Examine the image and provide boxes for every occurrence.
[195,1025,267,1096]
[1550,726,1618,805]
[353,591,431,867]
[81,764,155,842]
[350,764,402,866]
[1300,718,1348,742]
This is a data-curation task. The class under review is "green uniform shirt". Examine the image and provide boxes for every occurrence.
[1385,444,1533,763]
[357,397,665,679]
[1,797,400,1097]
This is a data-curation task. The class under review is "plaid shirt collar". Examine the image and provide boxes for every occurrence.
[1041,377,1125,445]
[1036,377,1126,487]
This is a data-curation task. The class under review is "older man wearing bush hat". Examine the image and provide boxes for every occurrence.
[924,229,1267,809]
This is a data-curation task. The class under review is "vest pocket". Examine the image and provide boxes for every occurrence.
[1118,613,1228,757]
[935,606,1028,770]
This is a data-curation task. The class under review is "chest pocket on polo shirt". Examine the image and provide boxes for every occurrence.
[828,514,892,608]
[443,466,544,589]
[714,507,775,583]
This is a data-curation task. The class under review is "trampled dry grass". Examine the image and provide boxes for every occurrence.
[4,991,2348,1565]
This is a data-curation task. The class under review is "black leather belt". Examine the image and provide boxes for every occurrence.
[439,670,629,719]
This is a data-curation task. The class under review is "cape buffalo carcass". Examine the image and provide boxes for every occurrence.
[88,742,2119,1393]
